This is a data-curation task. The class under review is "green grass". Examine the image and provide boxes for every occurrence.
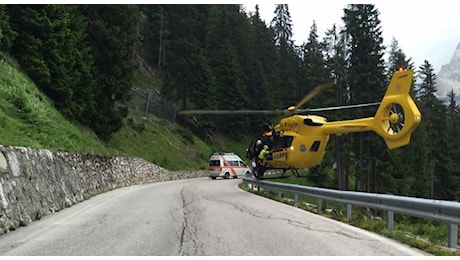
[132,70,162,90]
[343,214,460,255]
[0,61,118,155]
[109,116,212,170]
[208,133,253,159]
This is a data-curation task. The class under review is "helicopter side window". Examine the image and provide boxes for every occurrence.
[310,141,321,152]
[304,118,324,126]
[272,135,294,152]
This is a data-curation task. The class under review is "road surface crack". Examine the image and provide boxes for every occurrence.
[178,187,204,256]
[204,196,375,242]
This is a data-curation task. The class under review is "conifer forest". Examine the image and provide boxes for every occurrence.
[1,4,459,200]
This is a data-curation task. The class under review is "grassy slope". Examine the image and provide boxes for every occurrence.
[0,60,117,155]
[0,57,214,170]
[109,116,212,170]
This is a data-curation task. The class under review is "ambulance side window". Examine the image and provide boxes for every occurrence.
[229,161,239,166]
[209,160,220,166]
[239,161,247,167]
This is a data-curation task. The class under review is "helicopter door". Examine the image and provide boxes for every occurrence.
[271,135,293,162]
[272,135,293,152]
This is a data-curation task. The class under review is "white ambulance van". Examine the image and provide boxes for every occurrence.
[208,152,251,179]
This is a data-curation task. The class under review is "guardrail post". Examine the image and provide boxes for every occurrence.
[317,199,322,214]
[278,191,282,199]
[294,193,299,206]
[387,211,394,230]
[266,188,269,197]
[448,223,458,249]
[346,204,352,220]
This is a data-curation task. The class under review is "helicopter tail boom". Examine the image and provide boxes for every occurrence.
[324,69,421,149]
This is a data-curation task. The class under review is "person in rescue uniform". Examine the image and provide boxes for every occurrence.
[258,145,270,165]
[253,144,270,178]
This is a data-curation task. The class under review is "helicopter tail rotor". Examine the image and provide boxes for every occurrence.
[384,103,405,135]
[371,69,421,149]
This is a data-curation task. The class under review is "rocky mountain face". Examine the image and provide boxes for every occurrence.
[437,42,460,97]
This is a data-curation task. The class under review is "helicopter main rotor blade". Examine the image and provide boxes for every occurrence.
[177,109,286,116]
[295,83,333,110]
[298,102,381,113]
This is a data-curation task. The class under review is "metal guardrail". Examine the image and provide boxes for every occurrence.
[242,177,460,249]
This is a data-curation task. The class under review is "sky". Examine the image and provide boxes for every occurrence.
[243,1,460,73]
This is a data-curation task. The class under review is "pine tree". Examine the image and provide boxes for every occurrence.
[444,90,460,199]
[301,21,329,109]
[271,4,293,46]
[159,5,218,131]
[416,60,446,198]
[204,5,248,136]
[137,5,167,72]
[387,37,414,73]
[247,5,272,111]
[7,5,52,89]
[7,5,96,126]
[0,5,17,51]
[270,4,299,107]
[322,23,351,190]
[343,4,386,103]
[342,4,386,192]
[160,5,208,109]
[81,4,138,140]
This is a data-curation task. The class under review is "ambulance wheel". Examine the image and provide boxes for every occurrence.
[224,172,230,179]
[211,177,216,179]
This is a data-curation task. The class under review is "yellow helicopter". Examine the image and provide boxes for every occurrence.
[179,69,421,179]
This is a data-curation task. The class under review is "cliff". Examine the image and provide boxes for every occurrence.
[437,42,460,96]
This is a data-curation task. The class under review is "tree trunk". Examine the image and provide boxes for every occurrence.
[366,140,371,193]
[336,137,344,190]
[355,134,364,191]
[158,7,164,74]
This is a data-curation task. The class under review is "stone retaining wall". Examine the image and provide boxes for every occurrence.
[0,145,209,234]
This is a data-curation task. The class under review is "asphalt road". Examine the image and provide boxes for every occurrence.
[0,177,428,256]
